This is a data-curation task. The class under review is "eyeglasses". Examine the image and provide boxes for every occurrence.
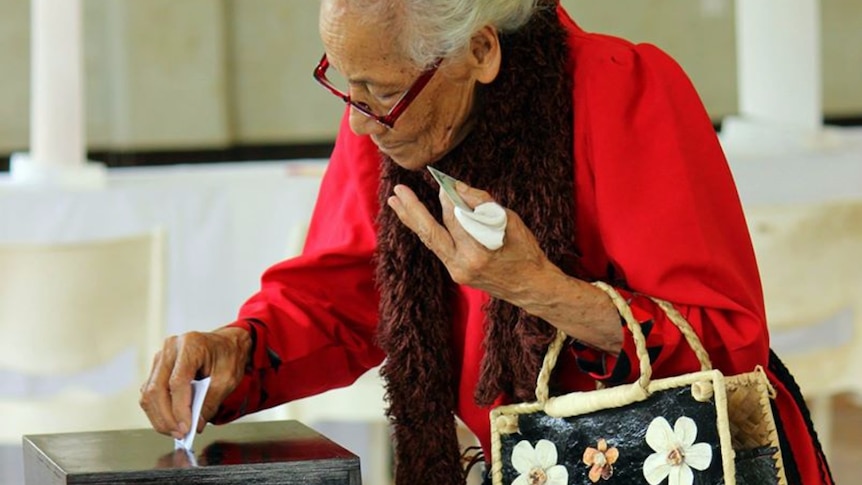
[313,53,442,129]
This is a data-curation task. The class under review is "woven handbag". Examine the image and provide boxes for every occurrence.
[490,281,787,485]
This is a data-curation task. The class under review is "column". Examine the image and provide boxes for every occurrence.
[737,0,821,131]
[721,0,842,153]
[9,0,105,189]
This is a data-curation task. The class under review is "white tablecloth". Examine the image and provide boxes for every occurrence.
[0,160,327,338]
[725,128,862,207]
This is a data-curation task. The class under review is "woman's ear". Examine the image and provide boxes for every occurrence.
[469,25,501,84]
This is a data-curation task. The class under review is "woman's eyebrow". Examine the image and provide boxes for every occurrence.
[348,75,400,89]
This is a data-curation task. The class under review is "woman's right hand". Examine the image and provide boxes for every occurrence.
[139,327,251,439]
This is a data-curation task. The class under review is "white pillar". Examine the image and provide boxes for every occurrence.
[9,0,105,189]
[737,0,821,131]
[721,0,842,153]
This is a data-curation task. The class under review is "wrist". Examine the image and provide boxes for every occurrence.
[507,260,569,312]
[215,325,254,369]
[513,269,624,354]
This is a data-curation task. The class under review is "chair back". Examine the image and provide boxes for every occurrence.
[748,200,862,397]
[0,229,165,441]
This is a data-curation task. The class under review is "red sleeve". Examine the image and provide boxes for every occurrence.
[568,38,769,384]
[214,111,386,422]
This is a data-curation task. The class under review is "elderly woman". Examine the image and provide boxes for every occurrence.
[140,1,832,483]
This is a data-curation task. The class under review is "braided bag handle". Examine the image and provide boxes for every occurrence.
[535,280,713,403]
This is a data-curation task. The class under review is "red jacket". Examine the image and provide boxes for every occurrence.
[215,7,830,484]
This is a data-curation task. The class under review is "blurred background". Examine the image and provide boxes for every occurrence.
[0,1,860,484]
[0,0,859,166]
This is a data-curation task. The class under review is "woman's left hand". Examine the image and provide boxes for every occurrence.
[386,180,556,304]
[387,178,624,354]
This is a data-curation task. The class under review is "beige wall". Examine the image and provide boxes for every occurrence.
[822,0,862,116]
[564,0,862,118]
[0,0,859,154]
[104,0,232,149]
[0,0,30,153]
[228,1,341,144]
[562,0,739,117]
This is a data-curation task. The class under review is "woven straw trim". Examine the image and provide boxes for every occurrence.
[648,297,712,371]
[489,401,544,483]
[535,330,567,403]
[725,368,788,485]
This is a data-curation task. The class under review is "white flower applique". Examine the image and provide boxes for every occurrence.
[511,439,569,485]
[643,416,713,485]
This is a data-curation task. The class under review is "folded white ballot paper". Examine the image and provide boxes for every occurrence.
[174,376,211,452]
[427,166,508,250]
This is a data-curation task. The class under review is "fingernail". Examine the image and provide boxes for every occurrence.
[177,422,188,436]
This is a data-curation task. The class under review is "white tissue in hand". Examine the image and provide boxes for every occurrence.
[454,202,508,250]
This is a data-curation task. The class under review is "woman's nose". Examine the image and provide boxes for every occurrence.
[348,106,387,137]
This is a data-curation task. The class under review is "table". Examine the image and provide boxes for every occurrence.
[23,420,360,484]
[0,160,327,338]
[724,127,862,207]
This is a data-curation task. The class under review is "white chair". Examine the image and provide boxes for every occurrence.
[0,229,165,443]
[747,199,862,457]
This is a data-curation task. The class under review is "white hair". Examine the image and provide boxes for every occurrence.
[402,0,539,66]
[335,0,539,68]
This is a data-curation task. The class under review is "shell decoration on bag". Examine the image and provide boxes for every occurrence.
[510,439,569,485]
[582,438,619,482]
[643,416,714,485]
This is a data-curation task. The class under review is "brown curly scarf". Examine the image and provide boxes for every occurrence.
[375,4,577,484]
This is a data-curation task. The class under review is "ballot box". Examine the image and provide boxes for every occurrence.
[22,420,362,484]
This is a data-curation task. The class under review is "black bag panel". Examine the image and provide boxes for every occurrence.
[735,446,781,485]
[498,386,725,484]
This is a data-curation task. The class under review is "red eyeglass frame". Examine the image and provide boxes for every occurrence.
[313,53,442,129]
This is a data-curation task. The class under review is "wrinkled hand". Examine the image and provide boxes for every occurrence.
[139,327,250,439]
[386,180,552,302]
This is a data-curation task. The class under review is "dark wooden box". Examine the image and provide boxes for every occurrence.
[23,420,362,484]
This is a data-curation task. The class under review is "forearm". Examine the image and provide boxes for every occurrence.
[506,263,623,354]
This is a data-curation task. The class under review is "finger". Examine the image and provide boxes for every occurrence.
[140,350,162,394]
[197,415,208,434]
[196,396,217,432]
[140,341,181,437]
[388,184,455,257]
[437,188,479,247]
[196,382,234,434]
[168,333,203,439]
[196,378,232,434]
[437,186,501,253]
[454,181,495,207]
